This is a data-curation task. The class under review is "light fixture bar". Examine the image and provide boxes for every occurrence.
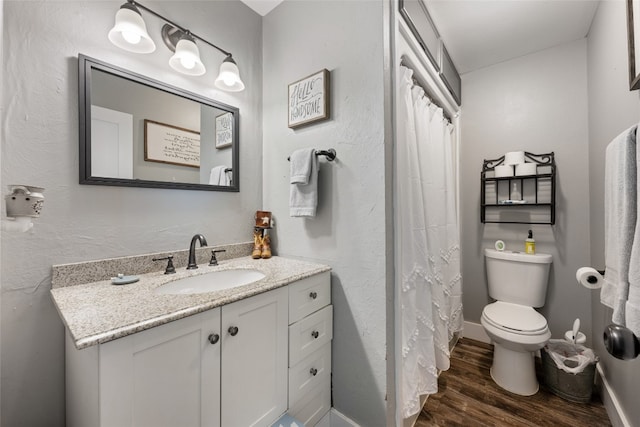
[126,0,231,57]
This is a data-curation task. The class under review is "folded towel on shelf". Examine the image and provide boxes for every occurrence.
[289,148,318,217]
[209,165,230,186]
[602,125,637,327]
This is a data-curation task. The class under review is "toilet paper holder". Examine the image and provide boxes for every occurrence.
[587,269,605,285]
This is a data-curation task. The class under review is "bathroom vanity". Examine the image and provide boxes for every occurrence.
[51,253,332,427]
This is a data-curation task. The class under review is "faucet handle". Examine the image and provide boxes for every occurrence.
[209,250,226,266]
[152,255,176,274]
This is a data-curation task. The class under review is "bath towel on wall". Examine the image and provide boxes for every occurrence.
[209,165,230,186]
[627,125,640,336]
[602,124,637,329]
[289,148,318,217]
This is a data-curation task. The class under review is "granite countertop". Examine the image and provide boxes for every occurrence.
[51,256,331,350]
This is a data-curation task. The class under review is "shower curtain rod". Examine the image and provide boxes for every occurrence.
[400,58,453,123]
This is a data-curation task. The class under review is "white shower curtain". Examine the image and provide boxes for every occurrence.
[396,65,464,419]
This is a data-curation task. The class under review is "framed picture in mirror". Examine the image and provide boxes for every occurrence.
[144,119,200,168]
[215,112,233,149]
[627,0,640,90]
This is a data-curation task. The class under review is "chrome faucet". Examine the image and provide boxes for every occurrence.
[187,234,208,269]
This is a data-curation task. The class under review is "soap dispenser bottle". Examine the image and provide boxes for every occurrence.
[525,230,536,254]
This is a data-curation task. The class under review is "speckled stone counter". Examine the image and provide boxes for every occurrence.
[51,256,331,350]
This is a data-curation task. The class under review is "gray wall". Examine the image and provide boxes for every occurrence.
[587,1,640,423]
[1,1,262,426]
[460,39,593,342]
[262,1,388,425]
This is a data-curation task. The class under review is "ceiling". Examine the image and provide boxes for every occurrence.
[238,0,599,74]
[424,0,600,74]
[239,0,283,16]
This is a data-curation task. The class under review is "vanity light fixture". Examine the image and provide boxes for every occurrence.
[108,1,156,53]
[108,0,245,91]
[168,31,206,76]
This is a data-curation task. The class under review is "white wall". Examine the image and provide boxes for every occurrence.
[587,1,640,424]
[262,1,388,425]
[460,39,593,342]
[1,1,262,425]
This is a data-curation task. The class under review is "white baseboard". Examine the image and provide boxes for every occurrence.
[596,363,631,427]
[329,408,360,427]
[462,320,491,344]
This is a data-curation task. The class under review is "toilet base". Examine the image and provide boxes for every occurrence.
[490,342,539,396]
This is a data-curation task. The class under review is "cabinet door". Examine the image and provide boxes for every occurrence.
[100,308,221,427]
[221,287,288,427]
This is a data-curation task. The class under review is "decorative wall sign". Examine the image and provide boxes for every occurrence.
[144,119,200,168]
[215,112,233,149]
[288,69,330,128]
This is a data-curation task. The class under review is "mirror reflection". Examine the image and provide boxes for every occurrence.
[79,54,239,191]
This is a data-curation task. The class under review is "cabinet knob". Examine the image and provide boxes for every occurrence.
[310,367,318,376]
[309,291,318,299]
[228,326,239,336]
[208,333,220,345]
[311,330,319,339]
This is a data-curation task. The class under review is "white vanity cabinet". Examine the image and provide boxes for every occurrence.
[287,271,333,426]
[221,286,288,426]
[66,287,288,427]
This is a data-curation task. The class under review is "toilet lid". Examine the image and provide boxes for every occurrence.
[482,301,548,334]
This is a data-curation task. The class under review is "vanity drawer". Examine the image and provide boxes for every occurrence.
[288,377,331,427]
[288,343,331,408]
[289,305,333,366]
[289,271,331,324]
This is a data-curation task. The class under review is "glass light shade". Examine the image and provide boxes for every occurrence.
[169,38,206,76]
[214,57,245,92]
[108,5,156,54]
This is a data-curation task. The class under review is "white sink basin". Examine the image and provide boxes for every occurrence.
[154,269,266,295]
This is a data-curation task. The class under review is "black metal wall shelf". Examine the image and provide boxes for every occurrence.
[481,152,556,225]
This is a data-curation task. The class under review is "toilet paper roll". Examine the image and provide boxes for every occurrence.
[504,151,525,165]
[494,165,514,177]
[515,162,537,176]
[576,267,603,289]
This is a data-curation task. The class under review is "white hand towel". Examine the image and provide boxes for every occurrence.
[601,125,637,327]
[209,166,230,186]
[290,148,315,184]
[627,125,640,336]
[289,148,318,217]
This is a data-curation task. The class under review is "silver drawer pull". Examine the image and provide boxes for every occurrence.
[310,367,318,376]
[309,291,318,299]
[311,330,319,339]
[208,333,220,345]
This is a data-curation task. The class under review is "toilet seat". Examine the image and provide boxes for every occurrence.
[482,301,547,336]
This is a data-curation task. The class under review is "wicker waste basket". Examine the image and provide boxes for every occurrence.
[542,339,598,403]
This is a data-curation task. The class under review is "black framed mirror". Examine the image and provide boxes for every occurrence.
[79,54,239,191]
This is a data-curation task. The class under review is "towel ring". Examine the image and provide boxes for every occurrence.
[287,149,337,162]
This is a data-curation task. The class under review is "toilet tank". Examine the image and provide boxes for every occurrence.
[484,248,552,307]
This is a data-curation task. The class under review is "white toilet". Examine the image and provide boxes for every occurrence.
[481,248,552,396]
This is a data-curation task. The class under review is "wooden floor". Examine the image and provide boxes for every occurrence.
[416,338,611,427]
